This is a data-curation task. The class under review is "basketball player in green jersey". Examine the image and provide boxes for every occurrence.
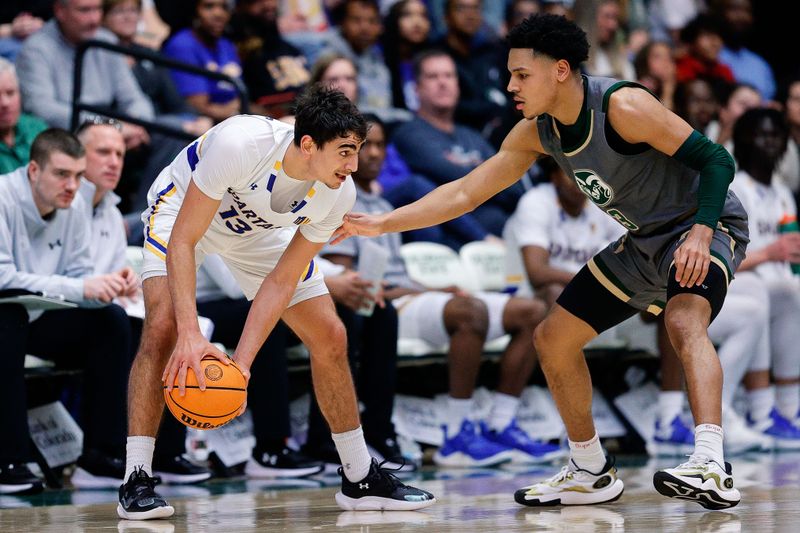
[333,14,748,509]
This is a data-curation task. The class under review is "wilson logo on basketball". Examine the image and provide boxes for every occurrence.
[205,364,223,381]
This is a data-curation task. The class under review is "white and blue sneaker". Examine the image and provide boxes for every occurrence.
[480,420,565,464]
[750,408,800,451]
[650,415,694,456]
[433,420,512,468]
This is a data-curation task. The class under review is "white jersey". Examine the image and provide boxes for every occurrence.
[730,170,797,281]
[503,183,623,297]
[140,115,355,302]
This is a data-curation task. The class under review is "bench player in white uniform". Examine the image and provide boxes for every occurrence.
[117,86,435,520]
[729,108,800,443]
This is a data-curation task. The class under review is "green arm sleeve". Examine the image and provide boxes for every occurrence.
[672,130,735,229]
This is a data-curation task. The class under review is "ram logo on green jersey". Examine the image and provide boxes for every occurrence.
[573,170,613,206]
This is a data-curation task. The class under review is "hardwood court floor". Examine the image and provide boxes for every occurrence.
[1,453,798,532]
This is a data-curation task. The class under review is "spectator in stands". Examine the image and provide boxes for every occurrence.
[0,129,134,493]
[195,254,325,479]
[323,114,562,468]
[310,53,359,104]
[705,81,761,153]
[675,14,735,87]
[15,0,152,151]
[382,0,432,112]
[102,0,213,137]
[102,0,211,224]
[0,4,46,62]
[673,77,720,135]
[322,0,393,112]
[0,58,48,175]
[435,0,507,134]
[75,119,214,484]
[392,49,525,240]
[228,0,310,120]
[712,0,776,101]
[580,0,636,81]
[503,157,623,307]
[778,77,800,199]
[634,40,677,110]
[161,0,242,123]
[502,0,541,37]
[730,108,800,439]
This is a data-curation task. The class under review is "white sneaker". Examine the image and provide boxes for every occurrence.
[653,454,740,509]
[723,409,772,455]
[514,457,624,506]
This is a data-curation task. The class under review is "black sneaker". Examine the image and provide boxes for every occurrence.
[335,458,436,511]
[0,463,44,495]
[71,449,125,489]
[153,455,212,485]
[245,447,324,478]
[367,436,419,473]
[117,467,175,520]
[302,442,343,475]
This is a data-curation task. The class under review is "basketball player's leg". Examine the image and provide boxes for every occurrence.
[653,262,741,509]
[281,295,436,510]
[128,276,177,439]
[118,275,177,520]
[514,265,634,506]
[281,295,359,435]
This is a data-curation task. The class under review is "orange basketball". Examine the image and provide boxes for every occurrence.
[164,355,247,430]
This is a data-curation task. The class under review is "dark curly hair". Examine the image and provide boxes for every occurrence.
[292,83,367,148]
[506,14,589,70]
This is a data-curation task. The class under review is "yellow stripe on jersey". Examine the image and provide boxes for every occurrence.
[587,257,631,303]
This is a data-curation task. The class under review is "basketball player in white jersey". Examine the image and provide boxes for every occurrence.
[117,86,435,520]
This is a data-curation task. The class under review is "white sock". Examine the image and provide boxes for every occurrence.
[568,432,606,473]
[446,397,473,437]
[694,424,724,465]
[747,386,775,423]
[775,383,800,421]
[658,390,685,425]
[125,436,156,480]
[488,392,520,432]
[331,426,372,483]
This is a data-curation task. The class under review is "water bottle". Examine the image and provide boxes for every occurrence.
[778,215,800,275]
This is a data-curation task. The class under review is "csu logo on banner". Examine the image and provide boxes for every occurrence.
[573,169,613,206]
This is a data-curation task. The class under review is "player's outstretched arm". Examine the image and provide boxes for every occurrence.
[332,119,543,244]
[232,231,326,372]
[163,180,230,396]
[608,88,733,287]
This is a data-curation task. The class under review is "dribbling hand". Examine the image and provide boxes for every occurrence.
[162,331,230,397]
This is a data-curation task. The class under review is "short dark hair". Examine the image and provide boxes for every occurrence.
[412,48,453,82]
[506,14,589,70]
[733,107,788,167]
[30,128,85,168]
[360,112,386,140]
[680,14,723,44]
[292,83,367,148]
[332,0,380,25]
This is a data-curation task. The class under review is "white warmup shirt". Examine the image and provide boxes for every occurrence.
[503,183,623,297]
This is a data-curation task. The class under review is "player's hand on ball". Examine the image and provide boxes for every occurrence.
[331,212,385,245]
[163,331,230,396]
[673,224,713,287]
